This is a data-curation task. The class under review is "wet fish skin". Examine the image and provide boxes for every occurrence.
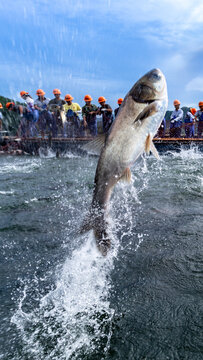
[82,68,168,255]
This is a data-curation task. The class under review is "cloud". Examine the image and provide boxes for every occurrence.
[160,53,186,77]
[186,77,203,92]
[0,0,202,107]
[1,0,203,44]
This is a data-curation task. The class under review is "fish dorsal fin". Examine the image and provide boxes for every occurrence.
[145,133,160,159]
[82,134,106,155]
[120,167,132,183]
[134,101,158,123]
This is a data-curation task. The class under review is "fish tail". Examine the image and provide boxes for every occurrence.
[80,207,111,256]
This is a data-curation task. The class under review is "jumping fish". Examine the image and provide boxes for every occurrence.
[81,68,168,255]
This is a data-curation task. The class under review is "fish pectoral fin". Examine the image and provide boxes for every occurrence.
[82,134,106,155]
[120,167,132,183]
[145,134,151,154]
[150,141,160,160]
[134,101,158,123]
[145,133,160,159]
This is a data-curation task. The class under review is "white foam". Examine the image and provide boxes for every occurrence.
[11,233,118,359]
[167,146,203,160]
[0,190,14,195]
[0,159,41,174]
[38,148,56,158]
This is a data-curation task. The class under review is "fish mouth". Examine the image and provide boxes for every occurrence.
[132,98,157,104]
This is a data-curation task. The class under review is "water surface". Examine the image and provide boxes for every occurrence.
[0,148,202,359]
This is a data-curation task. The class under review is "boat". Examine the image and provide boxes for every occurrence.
[0,136,203,156]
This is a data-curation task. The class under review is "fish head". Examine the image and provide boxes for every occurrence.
[128,68,167,104]
[107,68,168,162]
[110,68,168,136]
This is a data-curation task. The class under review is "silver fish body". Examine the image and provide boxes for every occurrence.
[82,68,168,255]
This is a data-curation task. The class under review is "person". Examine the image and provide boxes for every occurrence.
[114,98,123,117]
[34,89,51,138]
[82,95,98,137]
[195,101,203,137]
[63,94,81,137]
[184,108,196,138]
[20,91,34,111]
[20,91,36,136]
[6,102,29,138]
[0,103,3,131]
[156,118,166,138]
[97,96,113,133]
[48,89,66,137]
[170,99,183,138]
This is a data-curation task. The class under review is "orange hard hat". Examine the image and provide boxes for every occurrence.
[117,98,123,104]
[190,108,196,115]
[20,91,28,97]
[36,89,45,96]
[6,102,15,109]
[198,101,203,107]
[84,95,92,102]
[65,94,74,101]
[173,99,180,106]
[53,88,61,95]
[98,96,106,103]
[0,103,3,109]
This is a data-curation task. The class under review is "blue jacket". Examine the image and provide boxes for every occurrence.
[170,109,183,128]
[184,111,194,124]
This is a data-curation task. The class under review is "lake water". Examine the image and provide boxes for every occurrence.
[0,147,202,359]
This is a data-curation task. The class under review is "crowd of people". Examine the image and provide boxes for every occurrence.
[0,90,123,139]
[157,100,203,138]
[0,90,203,139]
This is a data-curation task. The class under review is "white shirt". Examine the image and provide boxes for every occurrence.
[24,95,34,112]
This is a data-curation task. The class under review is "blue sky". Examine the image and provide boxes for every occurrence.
[0,0,202,109]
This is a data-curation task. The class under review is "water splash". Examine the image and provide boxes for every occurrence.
[38,147,56,158]
[0,157,42,174]
[167,145,203,160]
[11,233,118,359]
[5,147,203,359]
[10,157,144,359]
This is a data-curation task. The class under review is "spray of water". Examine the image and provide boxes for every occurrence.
[10,157,146,359]
[12,233,116,359]
[5,148,203,360]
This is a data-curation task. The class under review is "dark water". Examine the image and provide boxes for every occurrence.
[0,148,202,360]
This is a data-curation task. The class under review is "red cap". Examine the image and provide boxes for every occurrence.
[174,99,180,106]
[53,88,61,95]
[20,91,28,97]
[84,95,92,101]
[190,108,196,115]
[98,96,106,103]
[36,89,45,96]
[6,102,15,109]
[65,94,74,101]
